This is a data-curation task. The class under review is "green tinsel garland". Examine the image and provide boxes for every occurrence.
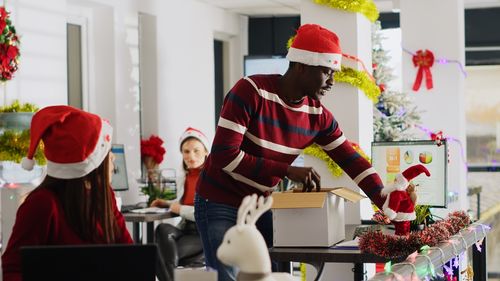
[313,0,379,23]
[334,66,381,103]
[303,143,370,178]
[0,129,46,165]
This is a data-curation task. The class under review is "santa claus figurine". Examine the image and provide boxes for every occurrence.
[381,164,431,235]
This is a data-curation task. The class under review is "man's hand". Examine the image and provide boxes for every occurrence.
[286,166,321,192]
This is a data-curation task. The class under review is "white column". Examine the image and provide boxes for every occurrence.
[300,0,374,224]
[400,0,468,215]
[300,1,375,280]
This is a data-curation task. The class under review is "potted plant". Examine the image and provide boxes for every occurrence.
[139,135,175,204]
[411,205,434,231]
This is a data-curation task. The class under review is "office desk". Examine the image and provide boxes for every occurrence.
[269,225,401,281]
[270,247,396,281]
[123,212,175,244]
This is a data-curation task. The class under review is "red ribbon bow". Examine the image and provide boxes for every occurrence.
[412,49,434,91]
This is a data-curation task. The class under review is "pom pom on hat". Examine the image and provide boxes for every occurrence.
[21,157,35,171]
[23,105,113,179]
[286,23,342,71]
[179,127,210,152]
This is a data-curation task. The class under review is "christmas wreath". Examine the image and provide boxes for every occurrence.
[359,211,470,259]
[0,6,20,81]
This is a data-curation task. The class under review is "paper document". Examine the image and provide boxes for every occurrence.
[130,207,169,214]
[331,237,359,249]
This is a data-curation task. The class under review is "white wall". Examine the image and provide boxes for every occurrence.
[138,0,245,179]
[400,0,468,214]
[1,0,68,106]
[2,0,246,206]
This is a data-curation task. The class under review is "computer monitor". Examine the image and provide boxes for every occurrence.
[371,140,448,208]
[111,144,129,191]
[244,55,289,76]
[21,244,158,281]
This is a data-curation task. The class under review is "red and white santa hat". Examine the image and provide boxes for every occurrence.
[21,105,113,179]
[382,164,431,194]
[286,23,342,71]
[179,127,210,152]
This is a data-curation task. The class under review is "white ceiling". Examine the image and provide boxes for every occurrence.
[196,0,500,15]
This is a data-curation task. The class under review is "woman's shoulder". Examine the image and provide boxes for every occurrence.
[23,188,59,209]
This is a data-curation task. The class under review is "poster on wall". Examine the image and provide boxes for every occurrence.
[372,140,448,207]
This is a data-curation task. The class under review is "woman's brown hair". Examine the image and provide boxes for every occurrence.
[38,153,120,243]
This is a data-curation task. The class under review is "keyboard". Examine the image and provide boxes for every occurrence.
[129,207,169,214]
[121,204,146,213]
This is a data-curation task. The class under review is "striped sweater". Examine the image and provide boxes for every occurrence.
[197,74,385,208]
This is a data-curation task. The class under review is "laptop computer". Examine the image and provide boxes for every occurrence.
[21,244,158,281]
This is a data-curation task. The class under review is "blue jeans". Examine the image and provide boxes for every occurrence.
[194,194,273,281]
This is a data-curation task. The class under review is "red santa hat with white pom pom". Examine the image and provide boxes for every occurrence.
[286,23,343,71]
[21,105,113,179]
[381,164,431,195]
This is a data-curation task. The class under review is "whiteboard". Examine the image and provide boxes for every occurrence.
[371,140,448,208]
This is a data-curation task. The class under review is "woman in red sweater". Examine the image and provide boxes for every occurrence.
[151,127,210,277]
[1,106,133,281]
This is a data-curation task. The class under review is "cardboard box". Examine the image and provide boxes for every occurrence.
[271,187,365,247]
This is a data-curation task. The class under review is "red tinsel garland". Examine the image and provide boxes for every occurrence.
[359,211,470,259]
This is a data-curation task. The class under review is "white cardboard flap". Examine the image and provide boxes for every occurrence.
[330,187,366,203]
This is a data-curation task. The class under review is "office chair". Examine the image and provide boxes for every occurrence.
[155,222,204,281]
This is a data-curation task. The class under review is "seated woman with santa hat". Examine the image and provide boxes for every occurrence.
[1,105,133,281]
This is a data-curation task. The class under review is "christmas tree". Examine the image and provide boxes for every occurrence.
[372,22,421,141]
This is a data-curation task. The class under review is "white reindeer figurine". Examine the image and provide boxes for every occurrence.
[217,194,295,281]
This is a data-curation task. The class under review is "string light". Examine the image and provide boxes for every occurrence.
[403,47,467,77]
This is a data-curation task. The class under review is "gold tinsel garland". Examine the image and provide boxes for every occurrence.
[0,100,38,113]
[303,143,370,178]
[313,0,379,23]
[0,130,46,165]
[334,66,381,103]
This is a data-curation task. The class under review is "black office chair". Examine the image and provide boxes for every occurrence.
[155,222,204,281]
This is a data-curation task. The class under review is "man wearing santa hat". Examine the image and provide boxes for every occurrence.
[382,164,431,235]
[195,23,387,281]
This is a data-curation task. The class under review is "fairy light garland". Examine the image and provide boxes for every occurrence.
[312,0,379,23]
[403,47,467,77]
[303,143,370,178]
